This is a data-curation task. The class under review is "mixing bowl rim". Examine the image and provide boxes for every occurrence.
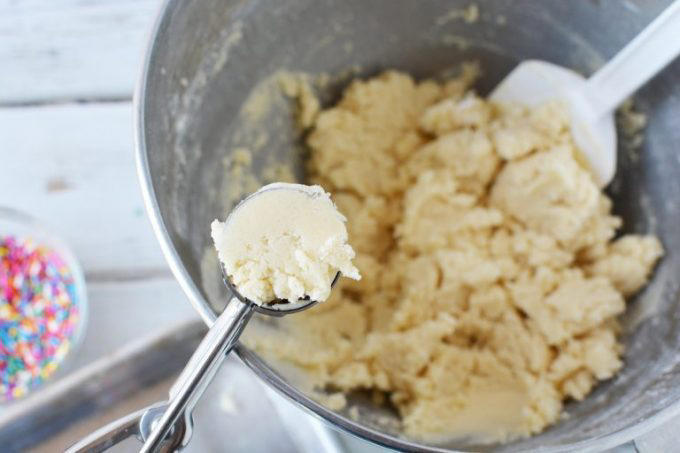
[133,0,680,450]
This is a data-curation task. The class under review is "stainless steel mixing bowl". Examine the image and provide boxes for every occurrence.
[135,1,680,451]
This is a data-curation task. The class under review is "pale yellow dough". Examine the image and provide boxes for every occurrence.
[212,183,360,305]
[243,70,663,443]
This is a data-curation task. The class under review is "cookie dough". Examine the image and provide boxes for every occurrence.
[211,183,360,304]
[243,70,663,443]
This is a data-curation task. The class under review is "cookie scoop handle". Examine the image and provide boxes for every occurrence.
[139,298,255,453]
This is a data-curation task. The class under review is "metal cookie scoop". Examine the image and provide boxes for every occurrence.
[137,268,340,453]
[67,189,341,453]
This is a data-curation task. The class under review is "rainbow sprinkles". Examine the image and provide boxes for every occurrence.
[0,235,80,402]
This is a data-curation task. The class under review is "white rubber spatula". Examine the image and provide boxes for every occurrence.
[491,1,680,187]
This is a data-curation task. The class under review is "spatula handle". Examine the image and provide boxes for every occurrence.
[585,1,680,118]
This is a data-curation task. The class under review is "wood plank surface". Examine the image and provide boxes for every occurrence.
[0,102,170,277]
[70,278,198,370]
[0,0,160,104]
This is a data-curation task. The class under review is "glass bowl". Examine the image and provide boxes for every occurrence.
[0,206,88,404]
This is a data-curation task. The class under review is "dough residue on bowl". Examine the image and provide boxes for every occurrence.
[242,69,663,443]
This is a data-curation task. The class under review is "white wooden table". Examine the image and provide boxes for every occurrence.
[0,2,674,452]
[0,0,199,370]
